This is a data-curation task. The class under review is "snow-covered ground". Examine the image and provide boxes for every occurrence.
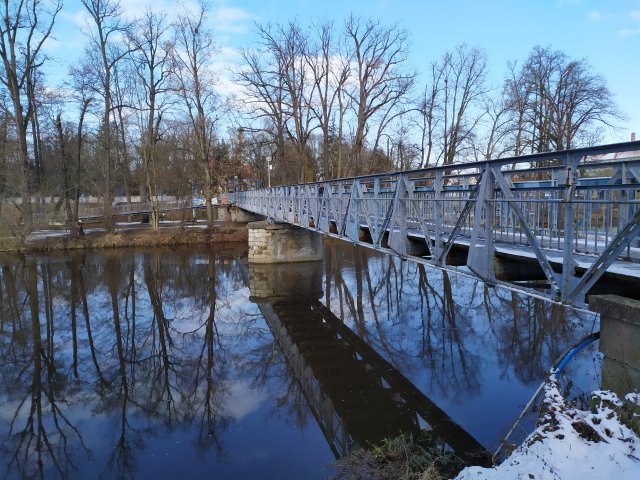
[456,382,640,480]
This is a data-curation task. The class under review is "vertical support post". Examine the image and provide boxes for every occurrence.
[561,154,579,301]
[434,170,444,263]
[621,163,630,257]
[300,185,306,225]
[345,180,361,242]
[374,178,382,247]
[467,165,496,282]
[388,174,409,256]
[336,181,346,233]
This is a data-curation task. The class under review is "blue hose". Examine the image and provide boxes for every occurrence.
[550,331,600,378]
[493,330,601,463]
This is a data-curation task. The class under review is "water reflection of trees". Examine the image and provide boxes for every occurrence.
[322,241,592,402]
[1,260,89,479]
[235,310,313,431]
[0,248,254,479]
[0,244,597,477]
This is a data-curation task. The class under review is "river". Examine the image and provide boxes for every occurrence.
[0,240,600,479]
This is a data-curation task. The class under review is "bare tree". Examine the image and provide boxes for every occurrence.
[110,61,135,204]
[128,9,174,230]
[307,21,350,179]
[478,95,512,160]
[81,0,131,232]
[173,2,222,227]
[0,0,62,230]
[67,63,94,228]
[504,46,620,154]
[26,67,45,185]
[54,112,78,234]
[439,44,488,165]
[237,20,317,183]
[276,21,316,182]
[503,61,532,156]
[236,45,287,182]
[413,62,445,168]
[344,15,414,175]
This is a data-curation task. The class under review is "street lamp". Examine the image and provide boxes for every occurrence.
[267,155,272,188]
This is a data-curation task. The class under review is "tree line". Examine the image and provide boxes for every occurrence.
[0,0,621,234]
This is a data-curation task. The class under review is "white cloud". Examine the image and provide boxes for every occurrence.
[618,27,640,37]
[115,0,252,34]
[68,0,251,34]
[631,10,640,22]
[42,36,63,52]
[212,5,252,33]
[223,380,268,420]
[588,11,602,21]
[63,9,93,34]
[119,0,198,20]
[219,45,241,60]
[215,6,250,23]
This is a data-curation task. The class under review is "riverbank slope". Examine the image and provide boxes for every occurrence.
[0,225,247,253]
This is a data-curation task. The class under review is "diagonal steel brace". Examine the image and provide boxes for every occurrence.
[567,207,640,303]
[493,168,560,295]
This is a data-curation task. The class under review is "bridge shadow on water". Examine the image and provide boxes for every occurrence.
[250,258,489,472]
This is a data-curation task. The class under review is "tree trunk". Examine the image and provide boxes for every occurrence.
[74,99,91,225]
[55,114,78,236]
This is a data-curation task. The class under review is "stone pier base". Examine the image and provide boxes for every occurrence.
[589,295,640,396]
[248,221,323,264]
[249,262,323,302]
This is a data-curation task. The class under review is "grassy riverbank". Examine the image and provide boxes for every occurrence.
[0,224,248,253]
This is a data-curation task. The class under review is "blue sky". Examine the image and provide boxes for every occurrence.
[48,0,640,141]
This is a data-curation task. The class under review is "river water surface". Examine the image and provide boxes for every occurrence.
[0,241,600,479]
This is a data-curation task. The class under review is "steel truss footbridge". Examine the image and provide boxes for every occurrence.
[235,141,640,305]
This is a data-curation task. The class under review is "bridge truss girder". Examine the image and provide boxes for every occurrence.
[236,141,640,306]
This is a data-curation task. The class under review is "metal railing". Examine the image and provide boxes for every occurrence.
[78,199,194,219]
[17,199,194,229]
[236,141,640,304]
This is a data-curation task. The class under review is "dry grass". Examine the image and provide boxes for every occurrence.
[333,433,463,480]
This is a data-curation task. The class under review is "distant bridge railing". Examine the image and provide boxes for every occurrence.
[236,141,640,304]
[77,199,193,220]
[24,199,196,226]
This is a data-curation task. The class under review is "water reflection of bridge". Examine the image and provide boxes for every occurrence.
[251,263,488,464]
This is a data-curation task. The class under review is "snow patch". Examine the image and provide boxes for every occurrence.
[456,382,640,480]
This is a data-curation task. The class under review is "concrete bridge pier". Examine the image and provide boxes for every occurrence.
[230,206,264,223]
[248,220,323,264]
[589,295,640,396]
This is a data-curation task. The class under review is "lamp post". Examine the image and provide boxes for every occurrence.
[267,155,272,188]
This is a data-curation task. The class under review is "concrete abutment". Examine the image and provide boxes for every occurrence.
[230,206,264,223]
[589,295,640,396]
[248,220,323,264]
